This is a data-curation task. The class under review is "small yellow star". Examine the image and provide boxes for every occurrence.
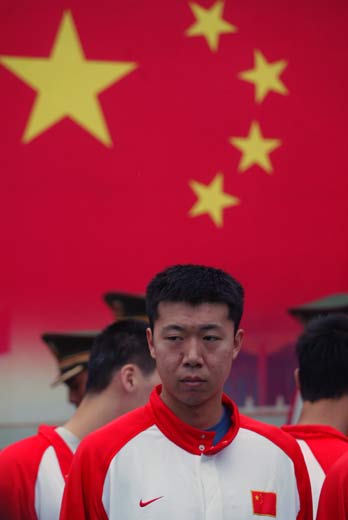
[229,121,281,174]
[239,50,288,103]
[186,1,237,52]
[189,173,240,227]
[0,10,137,146]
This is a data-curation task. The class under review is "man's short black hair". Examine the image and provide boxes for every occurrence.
[86,319,156,394]
[296,313,348,401]
[146,264,244,331]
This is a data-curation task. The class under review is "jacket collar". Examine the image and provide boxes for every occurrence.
[147,385,240,455]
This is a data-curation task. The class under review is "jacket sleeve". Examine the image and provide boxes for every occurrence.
[293,446,313,520]
[0,445,38,520]
[316,453,348,520]
[60,440,108,520]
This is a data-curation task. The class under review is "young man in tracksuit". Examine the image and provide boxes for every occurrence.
[60,264,312,520]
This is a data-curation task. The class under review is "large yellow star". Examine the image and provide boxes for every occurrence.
[189,173,240,227]
[229,121,281,174]
[0,11,137,146]
[239,50,288,103]
[186,1,237,52]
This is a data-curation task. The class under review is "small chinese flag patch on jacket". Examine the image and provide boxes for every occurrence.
[251,490,277,516]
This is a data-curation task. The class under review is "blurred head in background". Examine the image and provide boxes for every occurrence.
[64,318,160,440]
[296,313,348,402]
[85,318,160,413]
[42,331,96,407]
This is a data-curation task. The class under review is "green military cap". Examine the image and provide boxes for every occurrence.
[41,331,98,386]
[288,293,348,325]
[103,291,147,321]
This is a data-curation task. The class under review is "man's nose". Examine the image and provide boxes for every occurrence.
[182,337,203,366]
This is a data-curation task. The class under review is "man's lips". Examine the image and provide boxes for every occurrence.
[180,377,206,386]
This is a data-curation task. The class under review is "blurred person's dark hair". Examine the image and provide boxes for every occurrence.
[86,319,156,394]
[296,313,348,401]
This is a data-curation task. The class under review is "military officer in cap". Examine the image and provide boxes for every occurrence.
[42,331,96,407]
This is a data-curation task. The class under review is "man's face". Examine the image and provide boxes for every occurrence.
[65,370,88,407]
[147,301,243,418]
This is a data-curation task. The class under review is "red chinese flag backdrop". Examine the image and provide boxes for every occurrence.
[0,1,347,378]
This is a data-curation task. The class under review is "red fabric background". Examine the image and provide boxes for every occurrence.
[0,0,347,356]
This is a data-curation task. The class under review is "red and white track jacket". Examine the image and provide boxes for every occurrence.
[282,423,348,518]
[0,425,74,520]
[60,387,312,520]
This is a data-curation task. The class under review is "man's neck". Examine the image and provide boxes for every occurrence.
[297,396,348,435]
[160,389,225,430]
[63,391,122,440]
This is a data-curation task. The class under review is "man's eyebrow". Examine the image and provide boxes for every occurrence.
[162,325,185,332]
[199,324,223,331]
[161,323,223,333]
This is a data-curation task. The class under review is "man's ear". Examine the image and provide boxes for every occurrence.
[147,327,156,359]
[294,368,300,390]
[232,329,244,360]
[119,364,137,393]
